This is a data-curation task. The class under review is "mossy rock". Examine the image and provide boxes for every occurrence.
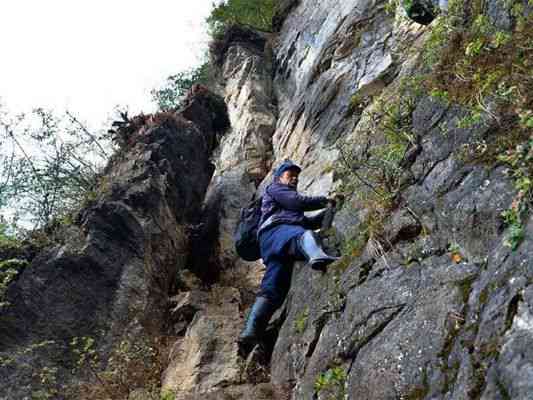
[0,259,29,271]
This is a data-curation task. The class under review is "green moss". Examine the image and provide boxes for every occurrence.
[404,386,430,400]
[314,366,347,399]
[0,259,28,307]
[0,258,28,271]
[346,93,370,117]
[495,378,512,400]
[327,273,346,313]
[404,369,430,399]
[294,306,310,334]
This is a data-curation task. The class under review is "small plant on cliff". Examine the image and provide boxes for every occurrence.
[498,139,533,250]
[314,366,347,400]
[337,78,421,257]
[339,77,419,202]
[160,390,177,400]
[31,366,59,400]
[69,335,171,400]
[0,258,28,307]
[294,306,310,334]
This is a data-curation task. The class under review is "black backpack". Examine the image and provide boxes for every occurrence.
[234,195,263,261]
[402,0,437,25]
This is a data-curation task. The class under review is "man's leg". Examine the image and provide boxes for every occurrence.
[297,230,339,271]
[238,256,292,355]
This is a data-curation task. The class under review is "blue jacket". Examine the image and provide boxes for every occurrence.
[258,181,328,235]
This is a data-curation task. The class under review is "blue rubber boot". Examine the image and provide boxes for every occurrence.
[298,230,339,271]
[238,296,275,357]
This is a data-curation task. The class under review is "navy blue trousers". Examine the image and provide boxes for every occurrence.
[258,225,306,307]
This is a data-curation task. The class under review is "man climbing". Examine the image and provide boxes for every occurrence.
[238,160,339,355]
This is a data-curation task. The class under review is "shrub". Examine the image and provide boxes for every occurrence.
[151,63,210,112]
[314,366,347,400]
[206,0,276,38]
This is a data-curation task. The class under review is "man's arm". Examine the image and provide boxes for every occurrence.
[269,185,328,211]
[303,209,328,229]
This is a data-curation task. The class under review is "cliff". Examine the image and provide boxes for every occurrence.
[1,0,532,399]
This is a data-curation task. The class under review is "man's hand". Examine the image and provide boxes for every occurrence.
[327,194,345,208]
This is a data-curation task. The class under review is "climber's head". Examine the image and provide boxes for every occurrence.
[274,160,301,188]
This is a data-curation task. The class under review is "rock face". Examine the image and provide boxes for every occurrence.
[260,1,533,399]
[188,27,276,285]
[196,1,532,399]
[161,27,277,400]
[0,91,229,399]
[2,1,532,400]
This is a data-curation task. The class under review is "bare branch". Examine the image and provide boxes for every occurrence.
[66,111,109,159]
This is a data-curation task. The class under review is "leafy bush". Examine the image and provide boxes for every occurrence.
[206,0,276,38]
[151,63,210,111]
[0,106,111,229]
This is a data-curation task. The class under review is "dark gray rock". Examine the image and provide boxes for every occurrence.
[0,90,229,399]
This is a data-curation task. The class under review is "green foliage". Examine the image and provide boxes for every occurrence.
[69,335,169,399]
[422,0,532,113]
[339,84,417,203]
[0,106,111,229]
[206,0,276,37]
[294,306,310,334]
[160,390,176,400]
[340,227,369,262]
[420,0,532,197]
[0,218,21,248]
[519,110,533,129]
[456,109,483,129]
[31,366,59,400]
[493,31,511,48]
[430,89,449,104]
[71,336,99,372]
[346,93,369,117]
[151,62,210,111]
[337,84,421,275]
[328,272,346,313]
[0,258,28,307]
[464,36,485,57]
[497,139,533,250]
[423,0,467,65]
[385,0,400,15]
[0,340,60,399]
[314,366,347,400]
[338,78,420,255]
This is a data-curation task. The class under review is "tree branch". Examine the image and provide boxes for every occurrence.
[66,111,109,159]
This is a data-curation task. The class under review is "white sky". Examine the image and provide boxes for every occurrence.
[0,0,214,130]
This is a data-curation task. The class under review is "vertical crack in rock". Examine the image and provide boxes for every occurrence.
[504,292,523,334]
[161,25,279,400]
[438,274,478,396]
[344,304,407,374]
